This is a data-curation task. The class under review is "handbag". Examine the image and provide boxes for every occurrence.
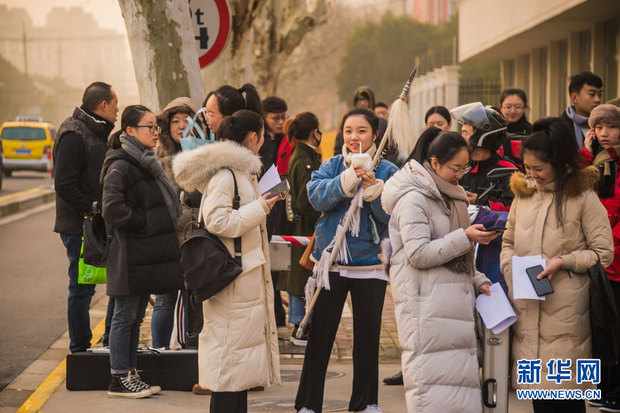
[82,202,110,267]
[299,232,316,271]
[180,168,242,304]
[589,256,620,365]
[78,240,106,284]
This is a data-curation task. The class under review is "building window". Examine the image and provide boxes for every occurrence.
[579,29,592,72]
[603,18,619,101]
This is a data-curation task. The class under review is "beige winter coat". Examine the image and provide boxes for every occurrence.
[173,140,281,392]
[500,167,613,390]
[381,160,490,413]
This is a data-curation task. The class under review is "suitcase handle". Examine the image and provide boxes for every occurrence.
[483,378,497,408]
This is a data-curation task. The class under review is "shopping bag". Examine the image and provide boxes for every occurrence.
[78,240,106,284]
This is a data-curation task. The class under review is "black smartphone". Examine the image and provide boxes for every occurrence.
[483,223,506,232]
[526,265,554,296]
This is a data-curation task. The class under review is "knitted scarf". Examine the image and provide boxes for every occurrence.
[565,106,590,149]
[592,144,620,199]
[423,162,475,276]
[120,133,181,221]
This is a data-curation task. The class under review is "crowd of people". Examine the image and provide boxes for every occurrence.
[51,69,620,413]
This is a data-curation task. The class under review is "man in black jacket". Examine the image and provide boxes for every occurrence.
[54,81,118,353]
[559,71,603,149]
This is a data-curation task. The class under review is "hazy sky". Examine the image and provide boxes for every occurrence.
[1,0,127,33]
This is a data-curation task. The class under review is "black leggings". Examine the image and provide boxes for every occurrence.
[210,390,247,413]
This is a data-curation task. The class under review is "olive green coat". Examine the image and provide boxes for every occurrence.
[277,142,322,296]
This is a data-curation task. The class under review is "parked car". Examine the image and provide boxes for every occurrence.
[0,118,55,177]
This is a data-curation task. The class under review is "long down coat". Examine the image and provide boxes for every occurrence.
[381,160,490,413]
[173,140,281,392]
[500,167,613,390]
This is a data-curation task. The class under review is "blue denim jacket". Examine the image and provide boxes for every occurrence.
[307,155,398,266]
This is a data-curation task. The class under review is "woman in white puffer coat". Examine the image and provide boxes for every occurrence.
[173,110,281,413]
[381,130,498,413]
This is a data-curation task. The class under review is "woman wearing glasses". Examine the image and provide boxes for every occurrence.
[102,105,184,398]
[381,130,497,413]
[498,88,532,166]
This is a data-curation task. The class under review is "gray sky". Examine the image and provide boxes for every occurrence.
[1,0,127,33]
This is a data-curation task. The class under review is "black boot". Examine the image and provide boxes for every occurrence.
[383,371,403,385]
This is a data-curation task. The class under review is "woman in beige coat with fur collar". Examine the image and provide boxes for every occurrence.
[500,118,613,413]
[173,110,281,413]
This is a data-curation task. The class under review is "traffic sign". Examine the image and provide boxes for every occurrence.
[188,0,231,68]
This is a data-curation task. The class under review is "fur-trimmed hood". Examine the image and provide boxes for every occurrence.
[172,140,263,192]
[509,165,600,197]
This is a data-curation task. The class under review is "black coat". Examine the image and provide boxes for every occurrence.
[101,148,183,296]
[53,106,114,234]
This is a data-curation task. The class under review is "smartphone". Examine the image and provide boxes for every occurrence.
[263,179,290,197]
[526,265,554,296]
[483,223,506,232]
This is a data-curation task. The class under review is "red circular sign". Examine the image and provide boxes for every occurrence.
[190,0,231,68]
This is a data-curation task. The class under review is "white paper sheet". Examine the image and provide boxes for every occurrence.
[512,255,547,300]
[475,282,517,334]
[258,164,280,195]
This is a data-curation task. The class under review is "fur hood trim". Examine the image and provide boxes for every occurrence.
[510,166,600,198]
[172,140,263,192]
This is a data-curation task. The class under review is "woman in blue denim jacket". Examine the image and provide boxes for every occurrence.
[295,108,398,413]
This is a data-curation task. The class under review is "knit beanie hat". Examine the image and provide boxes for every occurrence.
[589,104,620,129]
[162,97,199,113]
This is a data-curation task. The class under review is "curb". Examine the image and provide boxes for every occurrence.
[0,186,55,218]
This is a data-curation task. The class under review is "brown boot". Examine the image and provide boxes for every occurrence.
[192,383,212,395]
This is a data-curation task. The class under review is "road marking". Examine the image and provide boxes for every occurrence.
[17,317,106,412]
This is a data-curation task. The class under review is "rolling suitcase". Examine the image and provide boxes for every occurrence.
[66,349,198,391]
[482,328,509,413]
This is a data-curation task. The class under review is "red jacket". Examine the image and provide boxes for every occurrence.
[580,146,620,281]
[276,136,295,177]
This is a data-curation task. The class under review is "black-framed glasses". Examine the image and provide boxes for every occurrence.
[133,125,160,134]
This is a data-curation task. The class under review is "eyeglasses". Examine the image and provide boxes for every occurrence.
[446,165,472,176]
[501,105,525,112]
[317,130,323,136]
[133,125,160,134]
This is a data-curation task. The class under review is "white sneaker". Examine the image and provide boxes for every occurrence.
[358,405,383,413]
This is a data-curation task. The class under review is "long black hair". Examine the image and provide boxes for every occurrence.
[217,110,264,145]
[521,117,579,225]
[405,129,466,167]
[500,88,529,123]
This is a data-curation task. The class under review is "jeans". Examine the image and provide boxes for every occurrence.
[288,294,306,326]
[109,294,149,374]
[151,290,178,348]
[60,233,96,353]
[102,297,115,347]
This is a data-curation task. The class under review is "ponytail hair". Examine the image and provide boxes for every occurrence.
[217,110,264,145]
[522,117,579,225]
[405,126,442,164]
[426,131,468,164]
[286,112,319,142]
[108,104,152,149]
[204,83,263,117]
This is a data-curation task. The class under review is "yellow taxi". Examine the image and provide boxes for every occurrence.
[0,116,56,176]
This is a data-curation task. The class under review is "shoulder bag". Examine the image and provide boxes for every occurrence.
[180,168,242,304]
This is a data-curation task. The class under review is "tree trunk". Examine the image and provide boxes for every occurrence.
[118,0,204,112]
[202,0,326,97]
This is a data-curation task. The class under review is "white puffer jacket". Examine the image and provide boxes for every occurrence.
[381,160,488,413]
[173,140,281,391]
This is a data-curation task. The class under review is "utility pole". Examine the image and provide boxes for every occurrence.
[22,22,28,76]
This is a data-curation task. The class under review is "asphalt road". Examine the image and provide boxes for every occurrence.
[0,171,51,196]
[0,204,104,391]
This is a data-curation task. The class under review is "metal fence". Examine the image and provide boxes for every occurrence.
[458,77,501,106]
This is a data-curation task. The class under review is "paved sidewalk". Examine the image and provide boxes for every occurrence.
[1,282,599,412]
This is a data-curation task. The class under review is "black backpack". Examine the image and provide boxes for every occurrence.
[180,168,242,304]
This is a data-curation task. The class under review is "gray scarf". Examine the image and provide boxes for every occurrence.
[423,162,475,277]
[565,105,589,149]
[120,133,181,221]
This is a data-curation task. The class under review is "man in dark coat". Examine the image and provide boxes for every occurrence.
[559,71,603,149]
[53,81,118,353]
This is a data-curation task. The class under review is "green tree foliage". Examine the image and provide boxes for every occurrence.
[336,13,438,104]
